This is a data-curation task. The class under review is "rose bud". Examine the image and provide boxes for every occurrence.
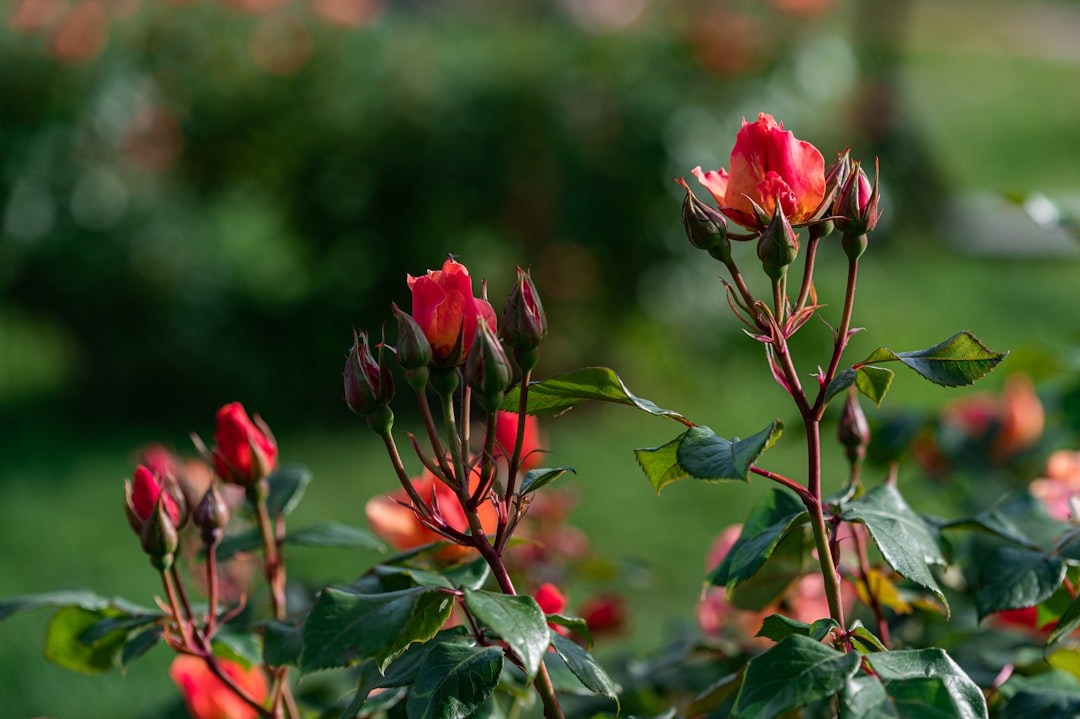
[834,158,881,258]
[677,178,730,258]
[125,465,183,535]
[392,302,433,392]
[837,389,871,465]
[501,267,548,358]
[140,495,180,571]
[465,318,513,413]
[756,201,800,280]
[344,328,395,417]
[212,403,278,487]
[193,484,230,547]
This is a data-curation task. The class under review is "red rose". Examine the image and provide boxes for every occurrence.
[495,411,544,473]
[169,655,268,719]
[212,402,278,486]
[407,258,498,366]
[692,113,825,231]
[128,465,181,526]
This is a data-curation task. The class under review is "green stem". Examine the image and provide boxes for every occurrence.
[794,234,821,313]
[804,419,847,629]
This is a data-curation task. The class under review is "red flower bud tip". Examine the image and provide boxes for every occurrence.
[170,655,269,719]
[127,465,182,529]
[140,493,180,571]
[501,267,548,357]
[534,583,568,616]
[464,318,512,413]
[834,158,881,240]
[407,257,498,367]
[344,328,395,417]
[212,402,278,487]
[693,113,825,231]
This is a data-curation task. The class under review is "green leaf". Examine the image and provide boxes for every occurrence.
[998,671,1080,718]
[286,522,385,551]
[825,367,895,407]
[0,590,148,622]
[634,431,690,494]
[519,467,575,496]
[120,626,163,668]
[841,485,948,613]
[709,489,808,591]
[635,421,783,494]
[858,331,1006,388]
[728,526,812,610]
[866,648,988,719]
[732,634,860,718]
[80,613,162,644]
[262,621,301,667]
[549,633,619,706]
[755,615,840,643]
[442,558,492,592]
[687,671,743,717]
[841,675,893,718]
[463,589,549,681]
[343,628,469,717]
[1049,593,1080,646]
[44,606,128,674]
[855,366,895,407]
[941,509,1041,550]
[546,614,592,648]
[211,628,262,669]
[676,421,783,483]
[848,621,888,653]
[973,545,1065,620]
[502,367,689,422]
[300,586,454,673]
[406,644,504,719]
[266,464,312,517]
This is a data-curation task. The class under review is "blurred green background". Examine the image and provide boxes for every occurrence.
[3,0,1080,716]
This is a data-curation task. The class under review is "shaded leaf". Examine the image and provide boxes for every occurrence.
[0,590,148,622]
[286,522,385,551]
[300,586,454,673]
[519,467,575,496]
[841,485,948,613]
[676,421,783,483]
[733,634,860,718]
[687,671,743,717]
[866,648,987,719]
[262,621,302,667]
[841,675,894,718]
[121,626,163,668]
[502,367,688,422]
[1049,593,1080,646]
[45,606,128,674]
[406,644,504,719]
[710,489,808,591]
[549,632,619,706]
[974,545,1065,620]
[266,464,312,517]
[755,615,840,643]
[463,589,549,681]
[546,614,593,648]
[728,526,811,610]
[858,331,1006,388]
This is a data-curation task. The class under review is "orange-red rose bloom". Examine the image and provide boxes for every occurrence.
[212,402,278,486]
[169,655,268,719]
[407,258,497,365]
[365,469,498,562]
[693,112,825,231]
[494,411,544,473]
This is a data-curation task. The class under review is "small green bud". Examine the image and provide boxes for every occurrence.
[140,496,179,571]
[193,484,230,547]
[757,201,799,280]
[677,178,730,257]
[344,328,395,416]
[465,318,513,413]
[837,389,871,465]
[501,267,548,354]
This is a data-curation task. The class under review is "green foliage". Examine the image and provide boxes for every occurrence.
[733,635,861,718]
[44,606,131,675]
[840,485,949,612]
[462,589,549,681]
[504,367,689,423]
[300,586,455,673]
[636,421,784,493]
[519,467,575,496]
[405,644,504,719]
[709,490,808,592]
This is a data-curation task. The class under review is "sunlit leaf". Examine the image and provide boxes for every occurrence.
[406,644,503,719]
[858,331,1006,388]
[463,589,549,681]
[503,367,688,422]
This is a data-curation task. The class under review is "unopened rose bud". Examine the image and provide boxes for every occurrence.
[125,465,183,535]
[140,496,180,571]
[344,328,395,417]
[838,389,871,465]
[212,403,278,487]
[193,484,230,547]
[501,267,548,358]
[392,303,433,392]
[757,201,799,280]
[677,178,730,258]
[465,318,513,413]
[834,159,881,245]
